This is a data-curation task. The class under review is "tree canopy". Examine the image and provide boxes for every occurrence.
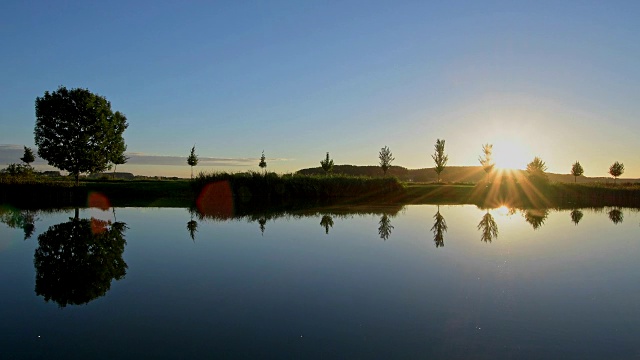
[34,86,128,185]
[478,143,494,175]
[526,156,548,183]
[432,139,448,182]
[571,161,584,182]
[187,145,199,179]
[609,161,624,183]
[320,152,334,174]
[379,146,395,176]
[21,146,35,165]
[259,150,267,172]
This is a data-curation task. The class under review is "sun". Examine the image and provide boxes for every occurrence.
[492,139,532,170]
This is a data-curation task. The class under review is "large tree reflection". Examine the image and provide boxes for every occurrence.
[477,211,498,243]
[431,206,447,248]
[34,211,128,307]
[524,209,549,230]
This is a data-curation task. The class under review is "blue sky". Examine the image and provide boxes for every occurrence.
[1,1,639,177]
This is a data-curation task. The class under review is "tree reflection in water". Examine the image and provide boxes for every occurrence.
[378,214,394,240]
[431,206,447,248]
[0,208,38,240]
[477,211,498,243]
[609,208,623,224]
[258,217,267,236]
[320,215,334,235]
[34,211,128,307]
[570,209,584,225]
[187,208,198,241]
[524,209,549,230]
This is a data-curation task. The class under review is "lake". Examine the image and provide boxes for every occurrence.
[1,204,639,359]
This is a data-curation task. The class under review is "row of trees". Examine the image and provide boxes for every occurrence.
[22,86,628,184]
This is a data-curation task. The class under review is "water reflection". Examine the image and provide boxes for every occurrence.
[609,208,623,224]
[0,208,38,240]
[258,217,267,235]
[524,209,549,230]
[34,210,128,307]
[431,206,447,248]
[378,214,394,240]
[187,208,198,241]
[477,211,498,243]
[320,215,334,235]
[570,209,584,225]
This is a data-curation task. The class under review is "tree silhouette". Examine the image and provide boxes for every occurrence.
[609,161,624,184]
[570,209,584,225]
[478,144,494,176]
[477,211,498,243]
[571,161,584,183]
[34,215,127,307]
[432,139,448,182]
[35,86,128,185]
[20,146,35,167]
[320,152,334,174]
[0,208,37,240]
[187,219,198,241]
[526,157,548,184]
[320,215,334,235]
[111,152,129,178]
[259,150,267,174]
[608,208,623,224]
[431,206,448,247]
[187,145,199,179]
[379,146,394,176]
[524,209,549,230]
[258,217,267,236]
[378,214,394,240]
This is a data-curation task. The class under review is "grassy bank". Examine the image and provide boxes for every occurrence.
[2,172,640,209]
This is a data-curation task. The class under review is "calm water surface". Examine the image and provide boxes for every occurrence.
[1,205,639,359]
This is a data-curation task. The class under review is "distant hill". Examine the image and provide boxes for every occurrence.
[297,165,640,184]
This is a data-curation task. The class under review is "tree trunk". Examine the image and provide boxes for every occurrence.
[75,173,79,186]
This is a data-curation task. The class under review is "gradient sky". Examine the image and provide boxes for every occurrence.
[1,1,639,177]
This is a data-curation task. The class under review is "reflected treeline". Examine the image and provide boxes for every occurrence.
[478,211,498,243]
[187,207,198,241]
[34,210,128,307]
[431,206,447,247]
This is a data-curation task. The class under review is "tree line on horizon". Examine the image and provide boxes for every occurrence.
[0,85,630,185]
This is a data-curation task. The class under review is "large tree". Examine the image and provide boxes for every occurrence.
[432,139,448,182]
[35,86,128,185]
[609,161,624,184]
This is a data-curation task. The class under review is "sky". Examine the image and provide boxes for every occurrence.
[1,1,639,178]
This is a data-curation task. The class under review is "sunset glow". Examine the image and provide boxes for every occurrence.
[491,139,533,170]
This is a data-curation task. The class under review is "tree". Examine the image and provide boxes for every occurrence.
[112,152,129,179]
[34,86,128,185]
[609,161,624,183]
[21,146,35,167]
[259,150,267,174]
[320,152,334,174]
[478,143,494,175]
[571,161,584,183]
[187,145,199,179]
[432,139,448,182]
[526,156,548,183]
[379,146,394,176]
